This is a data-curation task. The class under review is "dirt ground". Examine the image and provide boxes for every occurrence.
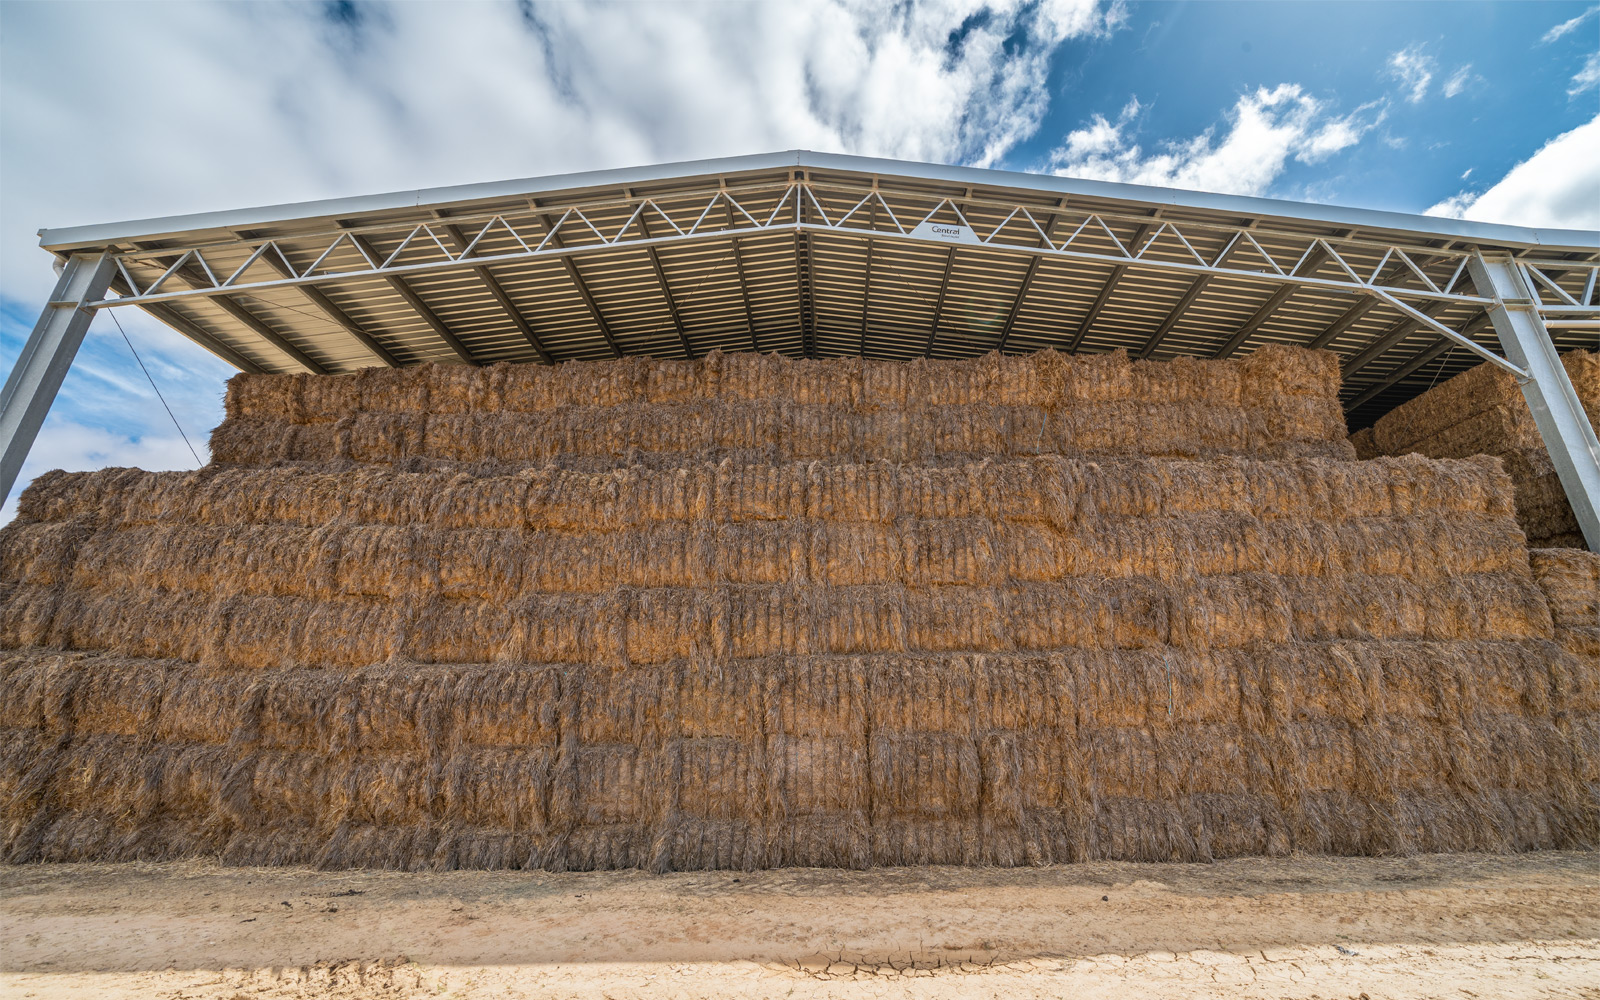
[2,851,1598,999]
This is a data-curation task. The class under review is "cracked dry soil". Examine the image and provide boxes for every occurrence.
[3,851,1598,998]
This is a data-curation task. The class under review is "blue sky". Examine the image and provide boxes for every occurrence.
[3,0,1598,521]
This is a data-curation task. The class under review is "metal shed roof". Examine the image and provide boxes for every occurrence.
[36,149,1600,429]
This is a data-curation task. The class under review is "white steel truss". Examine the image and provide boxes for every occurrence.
[95,182,1504,309]
[82,180,1600,379]
[1519,259,1600,330]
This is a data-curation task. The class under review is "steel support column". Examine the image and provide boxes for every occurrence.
[1,253,116,504]
[1469,252,1600,549]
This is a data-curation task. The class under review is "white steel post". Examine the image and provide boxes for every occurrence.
[1468,251,1600,550]
[1,253,117,505]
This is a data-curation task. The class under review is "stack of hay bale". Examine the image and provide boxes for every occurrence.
[1351,350,1599,549]
[2,346,1595,872]
[1531,548,1600,664]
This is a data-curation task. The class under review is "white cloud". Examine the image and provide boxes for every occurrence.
[0,420,208,525]
[1,306,230,524]
[1045,86,1379,196]
[1387,44,1435,103]
[1426,114,1600,229]
[1442,65,1474,98]
[1572,52,1600,96]
[0,0,1121,308]
[1542,4,1598,42]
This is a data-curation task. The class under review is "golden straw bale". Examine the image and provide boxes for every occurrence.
[1060,349,1133,401]
[0,521,89,587]
[291,370,356,422]
[572,744,661,828]
[224,371,301,421]
[203,348,1361,471]
[761,811,869,869]
[970,653,1075,732]
[1559,626,1600,664]
[10,468,127,524]
[1359,350,1597,548]
[1280,573,1552,642]
[1005,579,1172,650]
[761,656,867,738]
[558,356,651,408]
[672,738,764,823]
[867,656,976,735]
[334,413,425,465]
[1085,724,1260,801]
[702,350,775,402]
[1090,795,1207,863]
[354,364,432,414]
[1369,361,1520,455]
[424,364,489,415]
[10,455,1523,535]
[869,817,985,866]
[0,651,90,732]
[676,818,773,872]
[1348,426,1377,459]
[1241,343,1343,397]
[1170,574,1292,649]
[8,346,1600,872]
[1072,649,1245,727]
[1531,548,1600,627]
[766,735,868,816]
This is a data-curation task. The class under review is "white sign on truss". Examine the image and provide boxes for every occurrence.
[910,220,981,245]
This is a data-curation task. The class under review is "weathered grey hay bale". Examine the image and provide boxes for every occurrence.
[2,347,1596,872]
[1352,350,1598,549]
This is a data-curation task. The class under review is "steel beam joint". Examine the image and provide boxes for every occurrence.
[1469,251,1600,549]
[2,253,118,504]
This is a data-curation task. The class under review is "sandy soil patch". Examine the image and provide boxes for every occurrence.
[4,851,1598,998]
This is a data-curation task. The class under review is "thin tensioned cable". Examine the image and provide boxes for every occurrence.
[106,309,203,466]
[1426,343,1458,392]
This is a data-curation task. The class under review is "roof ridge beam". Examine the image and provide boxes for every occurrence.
[996,200,1063,354]
[924,247,959,357]
[209,294,329,374]
[1343,314,1491,412]
[796,231,817,358]
[142,248,327,373]
[1340,300,1453,379]
[924,187,973,357]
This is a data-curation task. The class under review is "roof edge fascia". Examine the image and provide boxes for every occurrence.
[38,148,1599,253]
